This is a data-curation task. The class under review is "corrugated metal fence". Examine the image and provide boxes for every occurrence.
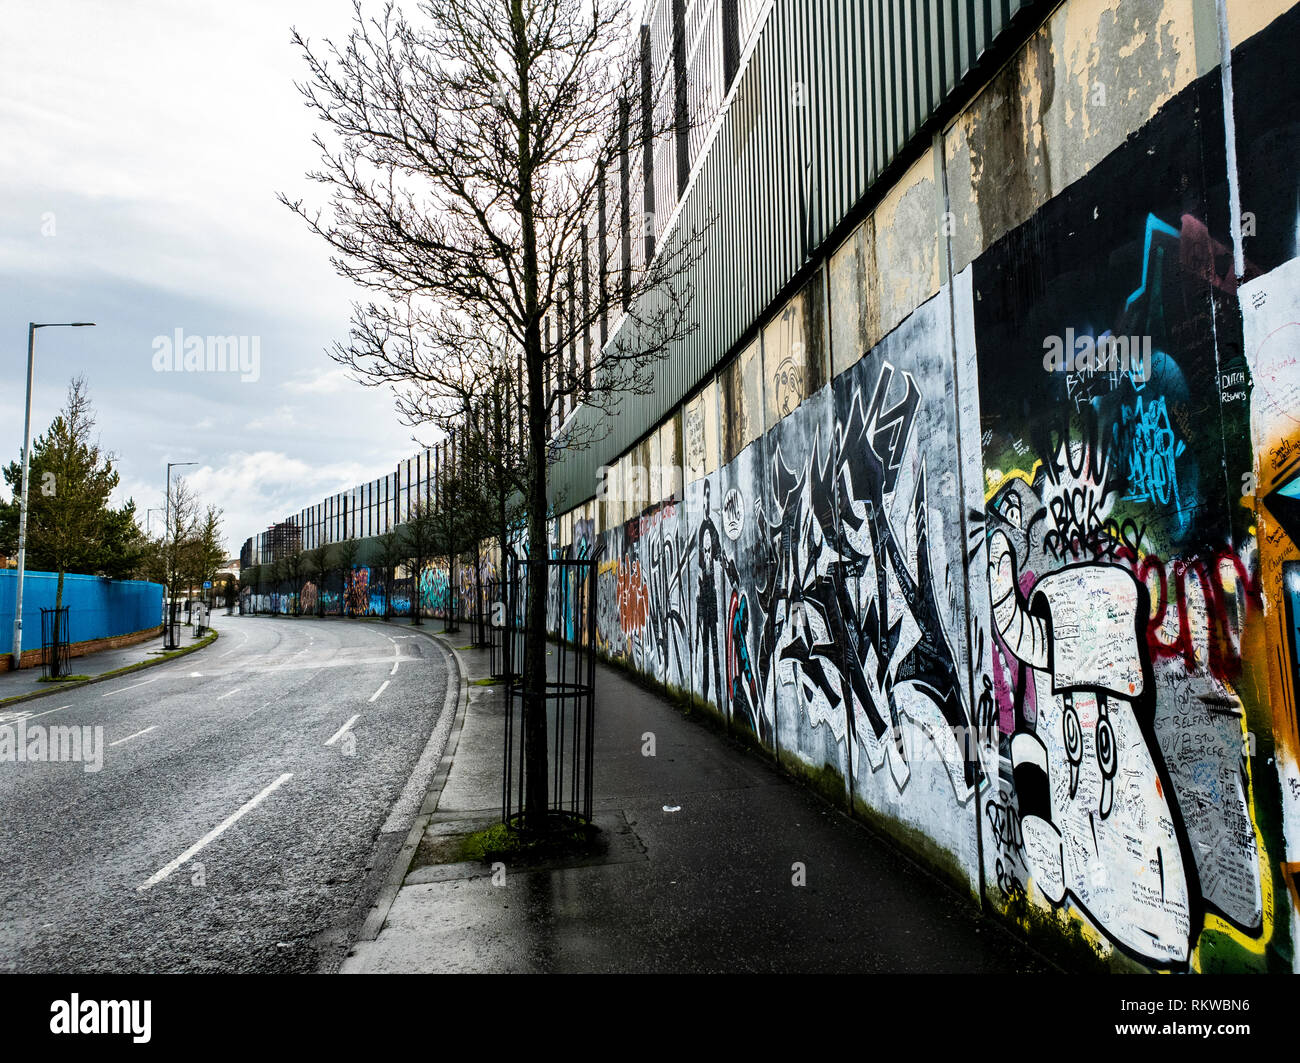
[551,0,1046,511]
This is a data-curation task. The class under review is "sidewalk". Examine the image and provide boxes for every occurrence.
[342,634,1057,974]
[0,621,217,704]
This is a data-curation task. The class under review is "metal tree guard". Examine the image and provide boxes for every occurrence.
[486,576,507,679]
[40,606,70,680]
[502,554,597,831]
[471,553,488,648]
[443,560,461,633]
[164,599,183,650]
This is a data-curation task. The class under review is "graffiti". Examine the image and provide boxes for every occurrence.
[721,488,744,541]
[420,562,450,615]
[645,520,690,686]
[696,479,724,707]
[986,793,1023,856]
[961,39,1300,965]
[753,359,978,796]
[725,561,765,741]
[1122,395,1187,518]
[346,567,370,616]
[517,4,1300,974]
[616,560,647,637]
[1137,548,1260,683]
[596,559,623,658]
[771,355,804,420]
[988,531,1193,966]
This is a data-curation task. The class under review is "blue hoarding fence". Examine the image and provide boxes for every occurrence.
[0,569,163,664]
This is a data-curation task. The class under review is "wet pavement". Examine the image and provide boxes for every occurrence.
[0,614,453,972]
[0,624,194,702]
[342,633,1057,974]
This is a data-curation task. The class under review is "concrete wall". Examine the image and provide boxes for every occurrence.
[539,0,1300,972]
[251,0,1300,973]
[242,556,496,620]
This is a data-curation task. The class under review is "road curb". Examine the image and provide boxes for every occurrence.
[347,620,472,950]
[0,628,221,708]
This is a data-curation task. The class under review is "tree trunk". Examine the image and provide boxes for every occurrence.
[54,569,66,678]
[523,351,550,833]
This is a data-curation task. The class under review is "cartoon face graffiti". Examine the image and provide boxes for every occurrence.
[988,529,1192,966]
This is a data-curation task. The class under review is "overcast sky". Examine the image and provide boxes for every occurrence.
[0,1,438,557]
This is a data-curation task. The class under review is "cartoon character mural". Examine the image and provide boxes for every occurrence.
[535,2,1300,973]
[987,532,1193,964]
[959,28,1300,967]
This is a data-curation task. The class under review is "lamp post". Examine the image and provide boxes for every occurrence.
[163,460,199,648]
[10,321,95,670]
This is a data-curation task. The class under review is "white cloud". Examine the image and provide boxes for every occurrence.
[244,405,299,432]
[283,366,358,395]
[183,451,372,555]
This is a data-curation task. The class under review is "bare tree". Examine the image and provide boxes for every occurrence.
[183,505,227,608]
[404,499,438,625]
[375,527,405,619]
[283,0,707,832]
[164,476,200,615]
[306,543,332,616]
[336,538,362,617]
[285,549,307,616]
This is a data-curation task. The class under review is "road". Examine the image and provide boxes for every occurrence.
[0,613,454,973]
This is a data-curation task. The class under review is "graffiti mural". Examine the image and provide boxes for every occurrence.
[958,17,1300,968]
[333,1,1296,975]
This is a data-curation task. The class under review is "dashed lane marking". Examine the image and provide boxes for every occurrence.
[137,773,294,891]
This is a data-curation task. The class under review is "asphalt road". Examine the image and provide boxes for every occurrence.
[0,613,454,973]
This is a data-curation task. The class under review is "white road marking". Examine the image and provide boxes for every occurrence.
[137,773,294,891]
[101,677,161,698]
[0,703,74,725]
[219,650,237,657]
[216,688,243,700]
[109,726,157,747]
[368,680,390,703]
[325,715,360,746]
[389,658,400,676]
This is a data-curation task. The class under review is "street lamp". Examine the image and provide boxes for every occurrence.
[163,460,199,648]
[10,321,96,670]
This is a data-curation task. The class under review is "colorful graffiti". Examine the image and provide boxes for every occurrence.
[572,5,1300,973]
[957,24,1300,966]
[243,1,1300,975]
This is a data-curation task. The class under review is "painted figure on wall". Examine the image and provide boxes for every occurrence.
[697,478,724,706]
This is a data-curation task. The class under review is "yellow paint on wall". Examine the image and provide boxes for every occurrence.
[870,146,939,342]
[1227,0,1298,48]
[943,0,1202,273]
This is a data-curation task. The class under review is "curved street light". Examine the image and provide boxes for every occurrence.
[10,321,96,670]
[162,460,200,648]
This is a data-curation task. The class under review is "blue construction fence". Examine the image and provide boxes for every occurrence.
[0,569,163,649]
